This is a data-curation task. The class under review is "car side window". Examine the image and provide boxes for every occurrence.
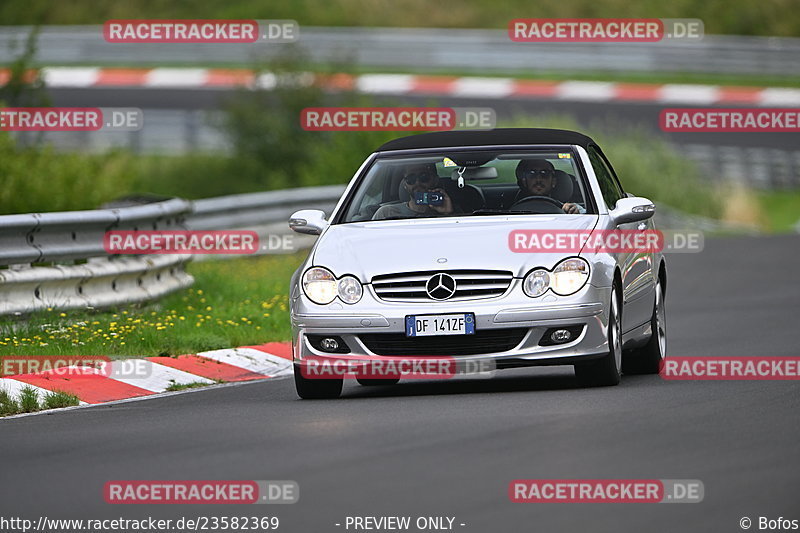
[588,146,623,209]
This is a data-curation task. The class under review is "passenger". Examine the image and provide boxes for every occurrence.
[373,163,455,220]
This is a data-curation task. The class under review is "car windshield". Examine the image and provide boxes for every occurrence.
[339,149,594,223]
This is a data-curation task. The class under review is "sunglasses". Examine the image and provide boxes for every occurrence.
[524,169,554,179]
[404,172,437,184]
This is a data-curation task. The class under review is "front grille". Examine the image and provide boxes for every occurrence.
[371,269,513,302]
[359,328,528,356]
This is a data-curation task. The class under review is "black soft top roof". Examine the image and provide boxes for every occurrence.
[377,128,596,152]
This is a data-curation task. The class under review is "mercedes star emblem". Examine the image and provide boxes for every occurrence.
[426,273,457,300]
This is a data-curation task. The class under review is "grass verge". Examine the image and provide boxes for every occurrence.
[0,386,81,417]
[756,190,800,233]
[164,381,215,392]
[0,252,305,357]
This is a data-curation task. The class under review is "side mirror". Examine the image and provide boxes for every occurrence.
[289,209,328,235]
[610,197,655,225]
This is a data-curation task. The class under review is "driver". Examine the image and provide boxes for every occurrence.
[373,163,455,220]
[516,159,584,214]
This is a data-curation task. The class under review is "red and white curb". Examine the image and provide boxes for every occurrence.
[0,342,293,411]
[2,67,799,106]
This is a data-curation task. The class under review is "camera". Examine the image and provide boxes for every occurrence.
[413,191,445,206]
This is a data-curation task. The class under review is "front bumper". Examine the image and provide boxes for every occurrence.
[291,278,612,367]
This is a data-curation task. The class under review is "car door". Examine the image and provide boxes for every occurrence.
[587,145,654,333]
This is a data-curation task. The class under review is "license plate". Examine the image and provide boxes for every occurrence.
[405,313,475,337]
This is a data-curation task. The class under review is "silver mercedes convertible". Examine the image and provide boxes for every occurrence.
[288,128,666,398]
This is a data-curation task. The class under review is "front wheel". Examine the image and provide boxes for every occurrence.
[294,365,343,399]
[575,286,622,387]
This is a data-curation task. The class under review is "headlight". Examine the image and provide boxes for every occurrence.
[337,275,363,304]
[550,258,590,296]
[302,267,337,304]
[523,269,550,297]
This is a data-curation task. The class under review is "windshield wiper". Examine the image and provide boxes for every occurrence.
[470,209,537,216]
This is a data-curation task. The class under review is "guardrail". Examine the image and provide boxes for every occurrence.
[187,185,345,260]
[0,187,343,317]
[0,198,194,316]
[187,185,344,231]
[1,25,799,76]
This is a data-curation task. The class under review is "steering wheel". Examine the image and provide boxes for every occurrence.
[509,195,566,214]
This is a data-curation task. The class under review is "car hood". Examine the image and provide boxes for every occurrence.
[312,215,599,281]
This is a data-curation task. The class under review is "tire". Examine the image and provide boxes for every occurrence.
[575,285,622,387]
[356,377,400,386]
[293,365,343,399]
[622,275,666,374]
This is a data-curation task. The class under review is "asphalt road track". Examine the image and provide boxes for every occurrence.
[1,234,799,533]
[47,87,799,151]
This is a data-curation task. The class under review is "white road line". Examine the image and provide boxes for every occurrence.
[759,88,800,106]
[451,77,514,98]
[556,81,616,101]
[254,72,276,89]
[197,348,293,376]
[355,74,414,94]
[0,378,88,405]
[41,67,99,87]
[658,84,720,104]
[145,68,209,87]
[108,360,214,393]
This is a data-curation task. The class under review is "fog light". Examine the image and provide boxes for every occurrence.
[551,329,572,343]
[320,338,339,351]
[539,325,584,346]
[307,335,350,354]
